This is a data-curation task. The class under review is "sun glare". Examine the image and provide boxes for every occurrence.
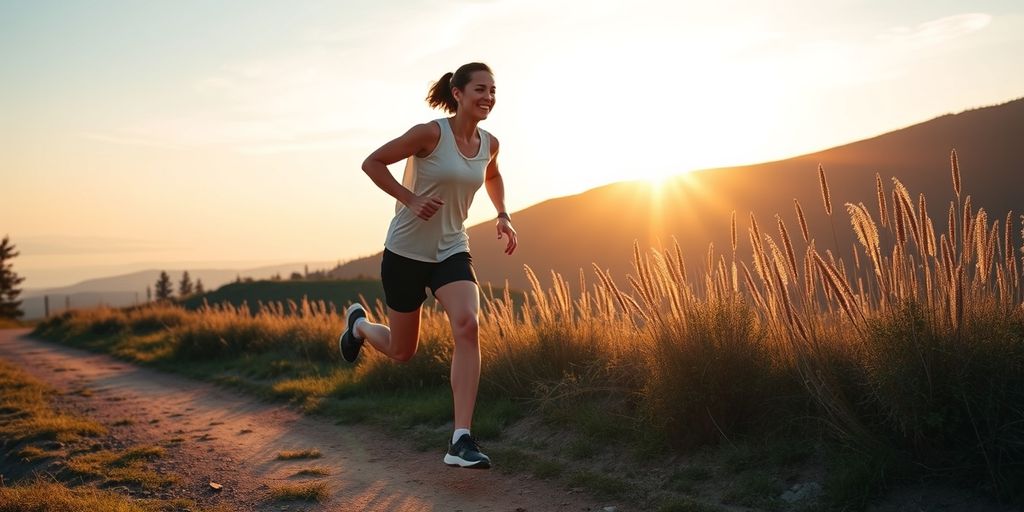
[517,32,789,191]
[642,166,687,187]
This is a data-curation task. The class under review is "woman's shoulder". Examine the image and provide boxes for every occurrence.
[484,130,499,156]
[408,120,442,137]
[403,121,443,158]
[402,121,442,150]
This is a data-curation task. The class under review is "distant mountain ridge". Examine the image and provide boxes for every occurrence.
[329,97,1024,292]
[20,261,337,319]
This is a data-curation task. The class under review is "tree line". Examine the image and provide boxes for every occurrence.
[1,236,24,320]
[0,235,344,317]
[150,271,204,302]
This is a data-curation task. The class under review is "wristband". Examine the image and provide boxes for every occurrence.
[497,212,511,221]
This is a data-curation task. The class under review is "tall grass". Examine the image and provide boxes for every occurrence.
[35,151,1024,502]
[174,299,341,361]
[35,299,342,362]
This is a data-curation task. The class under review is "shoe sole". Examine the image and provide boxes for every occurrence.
[338,331,354,362]
[339,304,365,363]
[443,453,490,469]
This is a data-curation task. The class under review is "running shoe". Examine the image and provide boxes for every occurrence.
[339,303,366,363]
[444,433,491,469]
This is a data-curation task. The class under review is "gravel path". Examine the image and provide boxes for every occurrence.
[0,329,614,512]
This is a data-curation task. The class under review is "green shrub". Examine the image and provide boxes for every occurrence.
[641,299,789,448]
[863,301,1024,491]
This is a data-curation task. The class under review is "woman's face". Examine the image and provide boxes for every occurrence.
[454,71,495,120]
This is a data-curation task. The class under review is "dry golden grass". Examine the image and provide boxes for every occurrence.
[818,163,833,216]
[14,445,50,462]
[292,466,330,477]
[0,479,223,512]
[65,445,172,490]
[0,360,107,443]
[0,480,162,512]
[32,150,1024,502]
[276,448,322,460]
[269,482,329,502]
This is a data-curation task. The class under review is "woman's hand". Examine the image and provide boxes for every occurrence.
[405,194,445,221]
[496,218,517,255]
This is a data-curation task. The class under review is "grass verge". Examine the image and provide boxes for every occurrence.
[0,358,218,512]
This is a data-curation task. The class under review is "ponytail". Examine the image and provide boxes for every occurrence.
[426,72,457,113]
[424,62,492,114]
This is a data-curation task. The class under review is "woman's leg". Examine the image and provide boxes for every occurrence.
[356,307,422,363]
[432,281,481,430]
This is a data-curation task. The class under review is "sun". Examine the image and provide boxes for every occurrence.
[513,34,792,193]
[642,167,686,187]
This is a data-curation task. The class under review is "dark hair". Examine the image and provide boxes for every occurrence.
[425,62,492,114]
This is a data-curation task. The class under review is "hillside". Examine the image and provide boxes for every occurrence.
[178,279,526,314]
[330,97,1024,291]
[178,279,386,312]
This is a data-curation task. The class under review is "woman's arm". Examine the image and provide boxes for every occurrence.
[485,136,517,255]
[362,123,444,220]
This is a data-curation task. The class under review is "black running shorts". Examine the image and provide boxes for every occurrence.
[381,248,477,312]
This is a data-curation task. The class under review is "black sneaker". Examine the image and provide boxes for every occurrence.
[444,433,491,469]
[339,304,366,363]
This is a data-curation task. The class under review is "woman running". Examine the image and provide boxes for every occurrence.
[339,62,517,469]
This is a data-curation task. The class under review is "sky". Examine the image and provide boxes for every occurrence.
[2,0,1023,288]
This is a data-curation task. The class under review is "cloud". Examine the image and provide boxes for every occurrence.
[79,34,427,154]
[877,13,992,48]
[78,0,786,155]
[77,4,1002,159]
[79,51,369,152]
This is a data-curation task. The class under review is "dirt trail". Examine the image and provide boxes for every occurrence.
[0,329,616,512]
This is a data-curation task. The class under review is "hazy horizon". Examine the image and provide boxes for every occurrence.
[4,1,1024,289]
[17,254,348,291]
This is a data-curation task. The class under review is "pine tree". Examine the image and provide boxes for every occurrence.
[155,271,173,301]
[179,271,193,297]
[146,285,152,302]
[0,235,25,319]
[194,278,205,295]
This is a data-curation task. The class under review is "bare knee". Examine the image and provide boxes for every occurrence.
[384,309,421,363]
[390,331,419,363]
[452,314,479,345]
[392,351,416,363]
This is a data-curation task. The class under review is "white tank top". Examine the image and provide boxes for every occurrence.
[384,118,490,262]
